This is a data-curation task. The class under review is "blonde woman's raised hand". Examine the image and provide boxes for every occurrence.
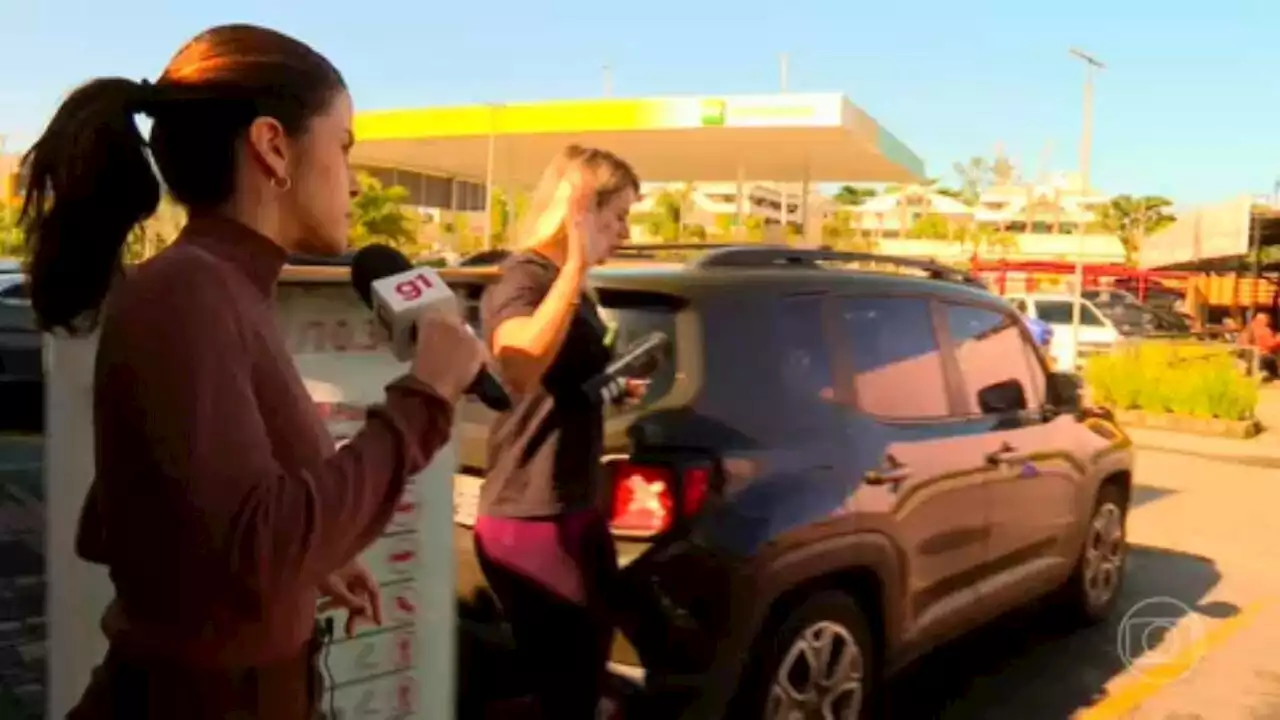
[561,168,594,272]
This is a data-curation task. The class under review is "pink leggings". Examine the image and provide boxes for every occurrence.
[474,509,619,719]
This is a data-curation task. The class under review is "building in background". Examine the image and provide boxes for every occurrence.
[973,172,1110,234]
[833,172,1124,263]
[353,165,490,246]
[629,181,836,244]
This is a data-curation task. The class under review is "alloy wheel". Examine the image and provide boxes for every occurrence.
[1083,502,1126,608]
[765,620,864,720]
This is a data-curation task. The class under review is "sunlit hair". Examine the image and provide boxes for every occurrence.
[516,144,640,252]
[19,23,344,333]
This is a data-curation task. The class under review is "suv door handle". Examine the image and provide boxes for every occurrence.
[864,454,911,486]
[864,466,911,485]
[985,442,1025,466]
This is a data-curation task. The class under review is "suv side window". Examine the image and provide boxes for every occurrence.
[776,295,835,404]
[944,303,1046,413]
[837,296,949,419]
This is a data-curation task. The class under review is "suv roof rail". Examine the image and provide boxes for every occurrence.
[691,246,986,287]
[612,242,739,259]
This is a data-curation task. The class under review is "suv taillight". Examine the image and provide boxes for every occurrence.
[608,460,712,538]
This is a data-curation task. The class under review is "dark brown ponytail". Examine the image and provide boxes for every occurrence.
[19,24,346,334]
[21,78,160,332]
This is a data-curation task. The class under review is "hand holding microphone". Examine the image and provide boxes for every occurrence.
[351,245,511,410]
[409,313,489,405]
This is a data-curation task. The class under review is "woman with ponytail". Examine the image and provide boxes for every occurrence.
[476,145,640,719]
[23,24,485,718]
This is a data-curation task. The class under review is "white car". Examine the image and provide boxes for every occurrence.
[1006,293,1120,370]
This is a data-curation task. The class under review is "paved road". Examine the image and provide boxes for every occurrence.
[885,446,1280,720]
[4,435,1278,719]
[0,435,44,719]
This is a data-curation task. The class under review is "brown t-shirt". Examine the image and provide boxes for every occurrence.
[479,251,612,518]
[76,215,454,667]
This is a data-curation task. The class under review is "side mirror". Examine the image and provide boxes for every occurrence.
[1047,371,1082,410]
[976,379,1028,414]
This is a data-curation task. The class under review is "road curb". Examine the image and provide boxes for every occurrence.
[1132,442,1280,469]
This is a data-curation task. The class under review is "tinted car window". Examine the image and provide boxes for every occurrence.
[597,293,680,409]
[776,295,834,403]
[838,296,948,419]
[945,304,1046,413]
[0,276,27,300]
[1037,299,1105,327]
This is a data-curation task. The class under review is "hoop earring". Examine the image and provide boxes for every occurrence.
[272,176,293,192]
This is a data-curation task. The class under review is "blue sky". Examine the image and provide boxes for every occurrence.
[1,0,1276,205]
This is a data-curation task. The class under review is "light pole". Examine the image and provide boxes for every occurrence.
[779,53,791,235]
[1068,47,1105,371]
[482,104,499,250]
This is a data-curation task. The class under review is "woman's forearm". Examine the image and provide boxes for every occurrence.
[493,258,587,392]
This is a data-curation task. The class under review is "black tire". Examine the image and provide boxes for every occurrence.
[731,591,877,720]
[1055,481,1129,624]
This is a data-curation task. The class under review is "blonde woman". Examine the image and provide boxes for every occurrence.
[476,145,639,718]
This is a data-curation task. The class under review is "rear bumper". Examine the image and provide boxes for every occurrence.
[454,520,746,716]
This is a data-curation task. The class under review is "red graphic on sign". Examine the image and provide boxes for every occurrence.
[395,594,417,616]
[388,549,415,565]
[293,318,381,354]
[396,633,413,667]
[395,676,416,713]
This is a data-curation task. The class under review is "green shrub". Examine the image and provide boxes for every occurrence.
[1083,341,1259,421]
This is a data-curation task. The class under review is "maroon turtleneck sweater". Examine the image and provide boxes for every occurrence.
[76,215,454,667]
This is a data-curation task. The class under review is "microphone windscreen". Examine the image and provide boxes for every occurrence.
[351,244,414,308]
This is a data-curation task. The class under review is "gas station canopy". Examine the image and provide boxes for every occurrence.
[352,93,926,186]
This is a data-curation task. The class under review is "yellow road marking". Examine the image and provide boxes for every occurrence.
[1077,601,1269,720]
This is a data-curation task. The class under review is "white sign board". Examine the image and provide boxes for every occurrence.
[1139,195,1254,269]
[45,281,457,720]
[44,330,112,720]
[281,281,456,720]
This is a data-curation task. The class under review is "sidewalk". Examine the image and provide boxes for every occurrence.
[1126,426,1280,466]
[1123,385,1280,466]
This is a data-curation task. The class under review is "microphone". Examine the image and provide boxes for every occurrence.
[583,331,671,405]
[350,244,512,412]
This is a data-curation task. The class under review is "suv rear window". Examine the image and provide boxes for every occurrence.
[596,288,681,409]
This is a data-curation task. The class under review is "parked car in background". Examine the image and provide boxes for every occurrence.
[1006,293,1120,371]
[1111,277,1184,312]
[449,248,1134,719]
[0,272,41,432]
[1082,289,1191,336]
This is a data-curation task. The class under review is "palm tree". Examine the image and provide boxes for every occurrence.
[952,157,991,205]
[651,190,683,242]
[991,154,1016,185]
[349,173,417,250]
[1090,195,1177,265]
[125,194,188,263]
[832,185,878,206]
[0,205,21,259]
